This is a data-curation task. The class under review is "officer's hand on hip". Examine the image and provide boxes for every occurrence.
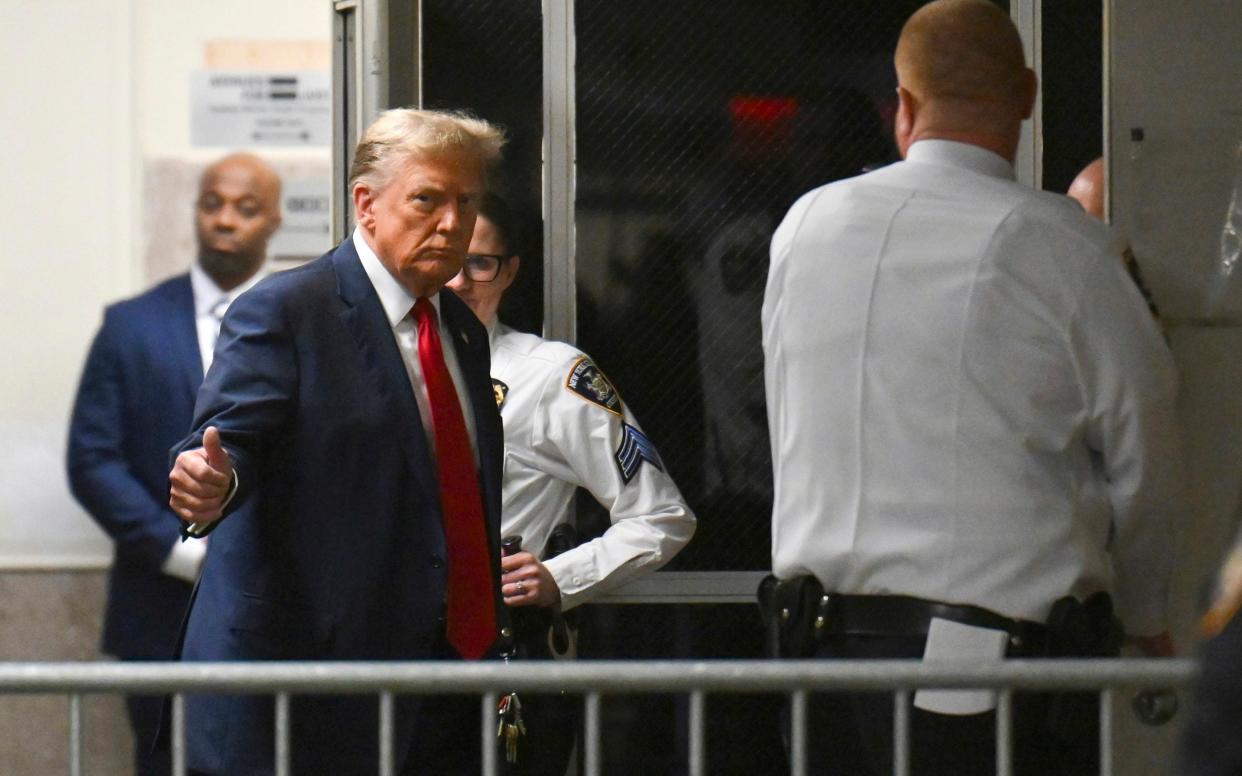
[1127,630,1175,657]
[501,551,561,607]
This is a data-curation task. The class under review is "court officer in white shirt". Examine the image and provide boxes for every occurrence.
[760,2,1181,774]
[446,193,696,774]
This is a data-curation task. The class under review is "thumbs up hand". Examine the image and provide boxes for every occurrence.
[169,426,235,525]
[202,426,231,473]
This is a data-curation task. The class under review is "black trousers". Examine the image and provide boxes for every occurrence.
[126,690,172,776]
[791,634,1099,776]
[399,693,481,776]
[186,632,483,776]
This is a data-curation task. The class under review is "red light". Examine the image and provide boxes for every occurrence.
[728,96,799,160]
[728,96,799,124]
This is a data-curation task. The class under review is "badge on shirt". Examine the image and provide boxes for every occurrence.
[492,378,509,410]
[615,423,665,484]
[565,357,622,415]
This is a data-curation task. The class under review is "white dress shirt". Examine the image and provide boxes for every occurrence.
[763,139,1182,634]
[165,261,268,580]
[489,323,695,610]
[353,228,479,460]
[189,261,268,374]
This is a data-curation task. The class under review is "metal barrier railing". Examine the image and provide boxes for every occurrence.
[0,658,1198,776]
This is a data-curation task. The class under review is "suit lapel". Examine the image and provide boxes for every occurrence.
[332,240,439,499]
[168,275,205,398]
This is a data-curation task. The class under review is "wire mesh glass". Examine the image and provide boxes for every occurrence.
[422,0,545,334]
[1041,1,1104,194]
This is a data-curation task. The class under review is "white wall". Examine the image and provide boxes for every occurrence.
[1109,1,1242,773]
[0,0,330,568]
[0,1,136,566]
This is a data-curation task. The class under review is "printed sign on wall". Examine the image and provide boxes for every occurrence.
[191,70,330,147]
[269,178,332,265]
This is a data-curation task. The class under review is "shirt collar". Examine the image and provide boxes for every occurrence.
[486,318,505,350]
[190,259,269,316]
[352,227,440,328]
[906,139,1015,181]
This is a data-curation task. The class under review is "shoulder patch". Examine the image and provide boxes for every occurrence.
[565,357,622,415]
[615,423,665,484]
[491,378,509,409]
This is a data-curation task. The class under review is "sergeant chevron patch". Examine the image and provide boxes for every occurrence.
[565,357,622,415]
[615,423,665,484]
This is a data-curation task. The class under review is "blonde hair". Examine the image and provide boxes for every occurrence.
[348,108,506,193]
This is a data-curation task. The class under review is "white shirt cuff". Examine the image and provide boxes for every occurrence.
[161,535,207,582]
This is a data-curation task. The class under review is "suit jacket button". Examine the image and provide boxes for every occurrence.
[430,554,444,569]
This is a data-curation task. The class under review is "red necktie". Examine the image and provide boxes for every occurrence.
[412,297,496,659]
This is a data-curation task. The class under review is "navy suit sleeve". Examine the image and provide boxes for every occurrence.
[171,284,297,521]
[68,311,182,570]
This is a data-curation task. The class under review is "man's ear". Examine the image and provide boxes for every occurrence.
[895,86,918,158]
[1020,68,1038,120]
[265,209,283,238]
[352,184,375,230]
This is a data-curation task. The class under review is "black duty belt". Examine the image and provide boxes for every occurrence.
[820,593,1050,656]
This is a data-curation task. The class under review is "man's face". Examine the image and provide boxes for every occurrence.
[195,160,281,285]
[356,151,483,299]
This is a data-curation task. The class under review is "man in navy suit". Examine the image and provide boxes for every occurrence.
[67,153,282,776]
[168,109,508,776]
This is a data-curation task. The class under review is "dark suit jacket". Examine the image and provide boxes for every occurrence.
[67,274,201,660]
[171,238,505,775]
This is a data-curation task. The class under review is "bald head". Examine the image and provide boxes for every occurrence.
[199,153,282,218]
[893,0,1036,160]
[1067,157,1105,220]
[195,153,283,290]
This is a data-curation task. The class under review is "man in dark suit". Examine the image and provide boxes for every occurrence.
[67,153,282,776]
[168,109,508,776]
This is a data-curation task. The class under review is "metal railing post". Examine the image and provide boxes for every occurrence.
[584,691,601,776]
[172,692,186,776]
[275,692,290,776]
[482,691,498,776]
[1099,688,1114,776]
[789,689,807,776]
[996,689,1013,776]
[68,693,82,776]
[893,689,910,776]
[379,690,394,776]
[689,690,705,776]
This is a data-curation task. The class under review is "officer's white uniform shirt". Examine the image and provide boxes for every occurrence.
[489,322,696,611]
[763,139,1181,635]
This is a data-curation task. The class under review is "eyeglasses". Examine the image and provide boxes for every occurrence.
[462,253,508,282]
